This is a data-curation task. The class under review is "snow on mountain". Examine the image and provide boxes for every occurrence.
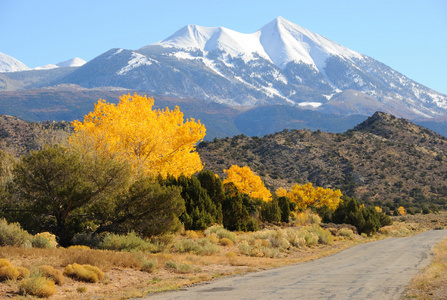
[33,57,87,70]
[56,57,86,68]
[259,17,363,69]
[0,52,30,72]
[117,52,155,75]
[34,64,59,70]
[53,17,447,119]
[155,16,363,70]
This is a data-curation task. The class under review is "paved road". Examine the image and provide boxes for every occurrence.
[145,230,447,300]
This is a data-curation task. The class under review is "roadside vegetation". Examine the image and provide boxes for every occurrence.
[403,232,447,299]
[0,94,446,298]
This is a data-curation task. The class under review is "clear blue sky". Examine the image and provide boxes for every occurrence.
[1,0,446,94]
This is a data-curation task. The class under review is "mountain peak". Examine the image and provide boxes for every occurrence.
[0,52,30,72]
[154,17,363,70]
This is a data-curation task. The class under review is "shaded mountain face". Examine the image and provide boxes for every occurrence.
[198,112,447,210]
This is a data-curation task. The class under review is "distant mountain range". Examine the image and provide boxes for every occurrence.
[0,52,85,72]
[1,17,447,139]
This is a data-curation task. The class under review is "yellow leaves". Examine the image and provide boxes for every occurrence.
[375,206,382,213]
[223,165,272,201]
[275,187,288,198]
[69,93,206,178]
[398,206,406,215]
[279,183,342,211]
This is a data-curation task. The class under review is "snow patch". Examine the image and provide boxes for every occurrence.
[0,52,30,72]
[298,102,323,108]
[117,52,155,75]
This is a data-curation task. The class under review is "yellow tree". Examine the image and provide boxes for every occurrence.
[275,187,288,198]
[223,165,272,201]
[398,206,406,215]
[69,93,206,178]
[287,183,316,209]
[286,183,342,211]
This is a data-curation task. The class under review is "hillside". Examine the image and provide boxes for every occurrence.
[198,112,447,211]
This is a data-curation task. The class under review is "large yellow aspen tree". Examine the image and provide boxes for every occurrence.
[223,165,272,201]
[69,93,206,178]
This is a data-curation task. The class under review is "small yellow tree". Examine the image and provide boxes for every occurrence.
[285,183,342,211]
[275,187,288,198]
[398,206,406,215]
[70,93,206,178]
[223,165,272,201]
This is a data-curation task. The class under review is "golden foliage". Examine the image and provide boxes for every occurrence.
[70,93,206,178]
[398,206,406,215]
[38,265,65,285]
[223,165,272,201]
[275,187,288,198]
[64,263,105,283]
[18,274,57,298]
[375,206,383,213]
[284,183,342,211]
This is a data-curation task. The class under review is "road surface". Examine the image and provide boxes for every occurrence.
[144,230,447,300]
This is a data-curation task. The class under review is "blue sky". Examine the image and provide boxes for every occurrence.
[1,0,446,94]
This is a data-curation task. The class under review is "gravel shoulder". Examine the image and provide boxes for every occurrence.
[144,230,447,300]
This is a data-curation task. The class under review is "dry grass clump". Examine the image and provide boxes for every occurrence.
[184,230,199,239]
[0,258,29,281]
[237,225,335,258]
[18,273,57,298]
[0,264,20,281]
[379,222,416,236]
[38,265,65,285]
[63,263,105,283]
[219,238,234,247]
[62,247,141,270]
[165,260,201,274]
[17,266,30,279]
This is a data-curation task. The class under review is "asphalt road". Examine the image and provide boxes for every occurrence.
[143,230,447,300]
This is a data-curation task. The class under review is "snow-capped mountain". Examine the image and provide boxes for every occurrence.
[56,57,86,68]
[0,52,30,72]
[34,57,87,70]
[5,17,447,120]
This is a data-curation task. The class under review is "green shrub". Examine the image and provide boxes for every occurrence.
[0,218,32,247]
[98,232,155,252]
[204,225,237,242]
[32,232,57,249]
[174,238,219,255]
[310,225,334,245]
[71,232,104,248]
[300,231,319,246]
[337,228,354,239]
[141,260,157,273]
[268,231,290,249]
[18,273,57,298]
[165,261,200,273]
